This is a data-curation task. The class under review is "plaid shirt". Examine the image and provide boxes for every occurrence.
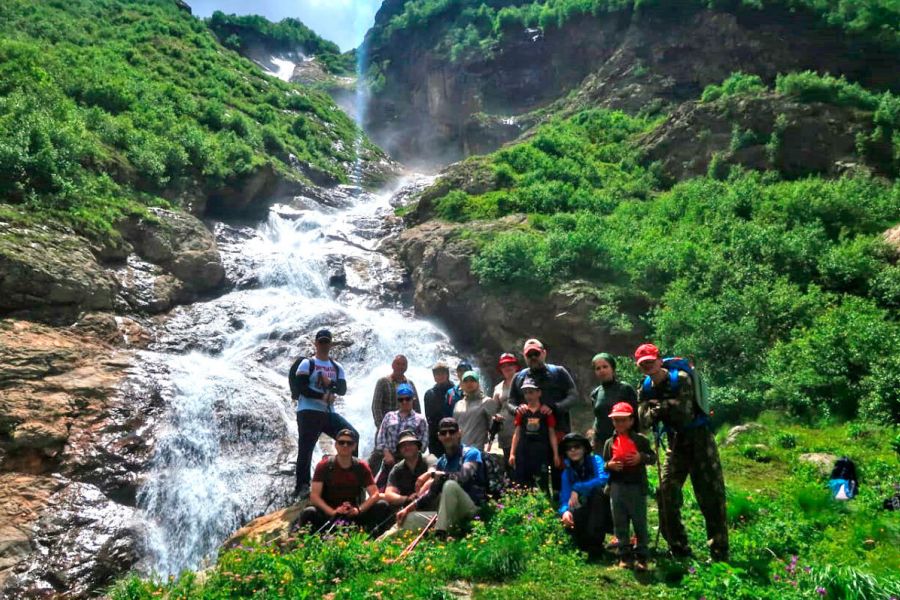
[375,410,428,452]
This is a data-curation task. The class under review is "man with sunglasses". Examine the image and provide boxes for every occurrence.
[508,339,579,494]
[292,329,354,499]
[413,417,486,536]
[299,428,390,534]
[371,383,428,490]
[385,430,438,532]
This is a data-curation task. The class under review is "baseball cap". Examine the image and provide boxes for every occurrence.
[438,417,460,432]
[335,428,358,441]
[497,353,519,368]
[634,343,660,365]
[461,370,479,382]
[609,402,634,418]
[520,377,539,391]
[397,383,414,397]
[315,329,333,342]
[456,360,473,372]
[523,338,544,355]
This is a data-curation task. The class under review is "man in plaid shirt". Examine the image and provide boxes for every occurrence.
[371,383,428,490]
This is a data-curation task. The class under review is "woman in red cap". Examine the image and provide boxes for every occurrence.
[491,352,520,470]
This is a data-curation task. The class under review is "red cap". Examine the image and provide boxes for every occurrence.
[609,402,634,418]
[634,343,660,365]
[497,353,519,368]
[523,338,545,355]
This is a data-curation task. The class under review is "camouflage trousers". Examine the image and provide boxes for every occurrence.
[657,427,729,561]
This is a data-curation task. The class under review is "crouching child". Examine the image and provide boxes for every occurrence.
[558,432,610,555]
[601,402,657,571]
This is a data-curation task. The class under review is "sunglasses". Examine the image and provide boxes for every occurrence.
[437,429,457,436]
[336,439,355,446]
[316,339,332,344]
[565,445,584,452]
[525,351,541,358]
[398,396,413,401]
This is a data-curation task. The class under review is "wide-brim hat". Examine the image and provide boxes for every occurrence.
[396,429,422,452]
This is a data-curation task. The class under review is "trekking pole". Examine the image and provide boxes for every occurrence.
[653,422,666,553]
[390,513,438,563]
[372,496,419,539]
[314,518,336,536]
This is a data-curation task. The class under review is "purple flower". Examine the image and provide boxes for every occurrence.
[688,566,696,575]
[804,566,812,574]
[816,587,826,596]
[774,574,781,582]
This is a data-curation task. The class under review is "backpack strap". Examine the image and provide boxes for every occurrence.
[668,368,681,393]
[325,456,367,490]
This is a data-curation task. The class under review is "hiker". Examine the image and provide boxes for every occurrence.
[508,377,561,493]
[370,355,420,473]
[291,328,354,499]
[445,360,473,407]
[413,417,487,536]
[558,432,610,555]
[385,430,439,532]
[452,370,497,450]
[590,353,638,452]
[601,402,657,571]
[298,428,391,534]
[635,343,729,562]
[508,338,579,492]
[490,353,519,469]
[423,360,455,457]
[371,383,428,490]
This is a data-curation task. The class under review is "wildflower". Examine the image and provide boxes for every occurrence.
[688,566,696,575]
[774,574,780,582]
[816,587,826,596]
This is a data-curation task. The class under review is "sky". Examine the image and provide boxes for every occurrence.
[188,0,383,51]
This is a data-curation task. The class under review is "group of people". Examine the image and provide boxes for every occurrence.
[290,329,729,567]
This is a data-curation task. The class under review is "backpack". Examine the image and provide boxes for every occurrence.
[640,357,711,415]
[480,450,509,500]
[323,456,369,504]
[289,356,339,400]
[828,456,859,500]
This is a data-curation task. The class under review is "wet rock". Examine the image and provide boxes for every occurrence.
[112,254,184,314]
[326,256,347,288]
[0,222,117,320]
[724,423,764,446]
[206,163,304,218]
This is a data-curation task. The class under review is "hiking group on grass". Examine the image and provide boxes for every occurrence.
[289,328,729,568]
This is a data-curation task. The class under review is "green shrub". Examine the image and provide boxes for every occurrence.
[701,72,766,103]
[775,71,880,110]
[776,432,797,449]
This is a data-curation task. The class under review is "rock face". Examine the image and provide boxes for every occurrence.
[0,319,156,596]
[393,219,645,429]
[366,5,897,165]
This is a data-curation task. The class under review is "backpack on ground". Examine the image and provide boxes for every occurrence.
[289,355,338,400]
[480,450,509,499]
[640,357,711,415]
[828,456,859,500]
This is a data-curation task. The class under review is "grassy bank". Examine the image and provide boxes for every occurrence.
[110,420,900,599]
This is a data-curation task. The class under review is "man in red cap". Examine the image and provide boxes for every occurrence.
[507,338,579,495]
[635,343,728,562]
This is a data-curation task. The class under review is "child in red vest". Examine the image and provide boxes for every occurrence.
[601,402,657,571]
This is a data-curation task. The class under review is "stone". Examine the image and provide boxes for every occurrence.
[799,453,839,476]
[221,502,307,550]
[724,423,765,446]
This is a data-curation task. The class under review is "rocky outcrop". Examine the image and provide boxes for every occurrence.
[393,219,645,429]
[0,318,155,596]
[640,93,894,183]
[221,502,307,550]
[366,5,897,165]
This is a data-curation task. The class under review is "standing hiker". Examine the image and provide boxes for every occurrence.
[635,343,729,562]
[371,383,428,490]
[490,353,519,470]
[508,377,561,494]
[591,353,638,452]
[508,338,579,492]
[298,428,390,534]
[452,370,497,450]
[558,432,610,555]
[602,402,656,571]
[370,355,420,473]
[291,328,354,499]
[423,360,455,457]
[385,430,439,532]
[445,360,473,408]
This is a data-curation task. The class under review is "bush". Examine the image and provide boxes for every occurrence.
[701,72,766,103]
[775,71,880,110]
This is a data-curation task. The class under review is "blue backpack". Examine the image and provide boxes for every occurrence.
[641,357,711,415]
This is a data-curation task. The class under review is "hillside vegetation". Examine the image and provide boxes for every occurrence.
[111,421,900,599]
[368,0,899,64]
[416,71,900,424]
[206,12,356,75]
[0,0,377,244]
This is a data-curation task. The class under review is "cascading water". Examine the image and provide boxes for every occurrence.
[135,178,465,576]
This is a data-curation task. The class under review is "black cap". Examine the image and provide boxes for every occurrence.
[560,432,591,455]
[335,428,358,441]
[456,360,473,372]
[438,417,460,432]
[315,329,333,342]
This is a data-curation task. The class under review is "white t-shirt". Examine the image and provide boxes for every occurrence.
[295,357,345,412]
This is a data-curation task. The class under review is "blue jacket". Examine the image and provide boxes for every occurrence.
[558,454,608,515]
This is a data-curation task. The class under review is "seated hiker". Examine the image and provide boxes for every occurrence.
[371,383,428,491]
[298,428,390,534]
[370,355,421,474]
[385,430,439,532]
[415,417,487,536]
[508,377,561,494]
[559,432,610,555]
[601,402,657,571]
[452,370,497,450]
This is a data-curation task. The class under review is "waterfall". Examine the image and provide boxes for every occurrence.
[135,179,467,576]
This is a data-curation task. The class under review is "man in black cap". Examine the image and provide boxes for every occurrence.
[298,428,390,533]
[423,360,455,458]
[291,328,355,499]
[384,430,438,532]
[445,360,473,409]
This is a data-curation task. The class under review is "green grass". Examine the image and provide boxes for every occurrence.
[109,421,900,599]
[0,0,380,242]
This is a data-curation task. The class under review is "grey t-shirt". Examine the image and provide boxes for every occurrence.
[453,391,498,449]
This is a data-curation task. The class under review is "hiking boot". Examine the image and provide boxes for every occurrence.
[635,559,649,572]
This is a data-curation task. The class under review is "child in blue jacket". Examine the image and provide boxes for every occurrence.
[559,432,610,555]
